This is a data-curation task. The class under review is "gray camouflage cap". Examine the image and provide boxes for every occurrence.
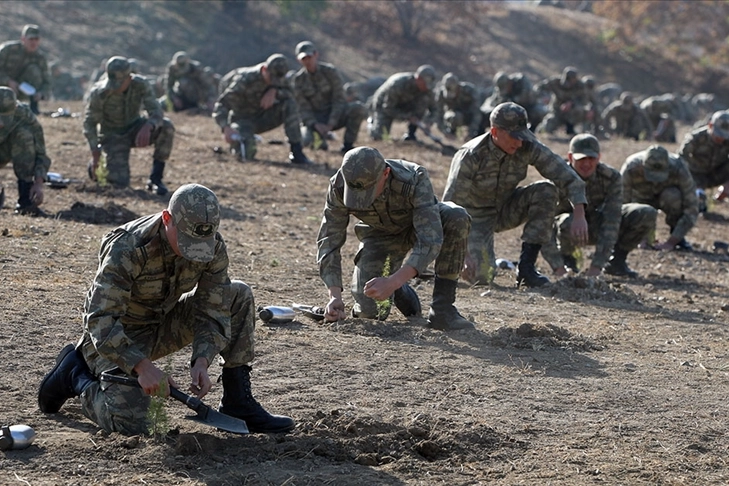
[105,56,131,90]
[642,145,670,183]
[22,24,40,39]
[173,51,190,65]
[265,54,289,83]
[416,65,436,90]
[295,41,316,60]
[341,147,387,210]
[490,102,535,141]
[442,72,459,99]
[569,133,600,160]
[168,184,220,263]
[710,110,729,139]
[0,87,17,126]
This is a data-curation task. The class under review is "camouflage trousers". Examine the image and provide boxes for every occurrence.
[635,186,691,236]
[368,101,430,140]
[172,77,207,110]
[101,117,175,187]
[690,164,729,190]
[541,203,657,271]
[14,63,45,101]
[231,97,302,154]
[78,280,256,435]
[466,181,557,284]
[0,124,46,181]
[537,107,586,134]
[351,202,470,319]
[442,110,479,138]
[301,101,368,147]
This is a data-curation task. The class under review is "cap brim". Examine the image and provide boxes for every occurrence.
[343,184,378,211]
[297,52,312,60]
[176,232,217,263]
[572,151,599,160]
[644,170,669,183]
[509,128,535,141]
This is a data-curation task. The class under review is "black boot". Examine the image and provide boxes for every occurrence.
[0,184,4,209]
[288,142,314,165]
[146,159,169,196]
[15,180,38,215]
[29,97,39,115]
[340,143,354,154]
[426,277,475,331]
[38,344,97,413]
[393,284,421,317]
[516,242,550,287]
[604,248,637,278]
[402,123,418,142]
[562,254,578,273]
[218,366,295,433]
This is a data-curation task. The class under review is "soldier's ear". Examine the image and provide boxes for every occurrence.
[162,209,173,226]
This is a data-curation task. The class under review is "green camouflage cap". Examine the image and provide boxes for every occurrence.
[710,110,729,139]
[490,102,535,141]
[643,145,670,183]
[265,54,289,83]
[569,133,600,160]
[22,24,40,39]
[169,184,220,263]
[0,87,17,126]
[295,41,316,60]
[442,72,459,99]
[416,65,436,90]
[105,56,131,90]
[341,147,387,210]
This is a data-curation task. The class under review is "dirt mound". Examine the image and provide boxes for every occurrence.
[490,322,604,352]
[547,275,642,305]
[56,200,139,225]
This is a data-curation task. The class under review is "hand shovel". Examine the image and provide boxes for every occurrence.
[416,121,459,156]
[100,371,249,434]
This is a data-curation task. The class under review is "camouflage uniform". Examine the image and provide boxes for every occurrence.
[162,52,216,111]
[678,123,729,189]
[317,157,470,319]
[482,72,541,130]
[534,67,587,135]
[0,30,51,104]
[601,94,653,141]
[292,60,367,149]
[368,68,437,141]
[442,129,586,284]
[433,73,482,140]
[83,60,175,188]
[51,65,83,101]
[640,94,680,143]
[621,146,698,242]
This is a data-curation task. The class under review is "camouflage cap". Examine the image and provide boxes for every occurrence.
[341,147,387,210]
[168,184,220,263]
[173,51,190,65]
[569,133,600,160]
[493,71,510,90]
[416,65,436,90]
[490,102,535,141]
[0,87,17,126]
[105,56,131,90]
[22,24,40,39]
[643,145,670,183]
[562,66,578,81]
[295,41,316,60]
[710,110,729,139]
[265,53,289,83]
[442,72,459,99]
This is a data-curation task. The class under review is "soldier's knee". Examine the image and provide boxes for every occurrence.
[440,202,471,232]
[230,280,253,312]
[533,180,558,204]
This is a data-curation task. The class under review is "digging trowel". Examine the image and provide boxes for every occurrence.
[415,121,459,156]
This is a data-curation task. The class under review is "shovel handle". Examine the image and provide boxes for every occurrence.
[99,372,205,415]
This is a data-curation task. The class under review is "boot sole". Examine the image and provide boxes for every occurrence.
[38,344,75,413]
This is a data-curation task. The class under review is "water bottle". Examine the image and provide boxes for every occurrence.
[258,306,295,324]
[0,425,36,451]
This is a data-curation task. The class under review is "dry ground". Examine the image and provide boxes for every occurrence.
[1,101,729,485]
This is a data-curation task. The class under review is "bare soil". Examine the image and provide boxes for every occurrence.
[0,101,728,485]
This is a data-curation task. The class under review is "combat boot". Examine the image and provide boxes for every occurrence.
[288,142,314,165]
[402,123,418,142]
[146,159,169,196]
[562,254,579,273]
[0,184,4,209]
[426,277,475,331]
[516,242,550,288]
[393,284,422,317]
[604,248,638,278]
[218,366,295,433]
[38,344,97,413]
[340,143,354,154]
[14,180,38,216]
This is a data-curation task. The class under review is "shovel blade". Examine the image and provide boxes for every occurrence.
[187,408,250,435]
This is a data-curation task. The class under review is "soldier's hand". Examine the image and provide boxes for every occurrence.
[134,358,177,397]
[7,80,18,92]
[260,88,277,110]
[325,296,346,322]
[223,126,240,144]
[363,277,397,302]
[570,211,589,246]
[189,357,211,399]
[553,266,567,277]
[135,122,153,148]
[314,123,331,137]
[583,266,602,277]
[461,255,477,284]
[30,179,44,206]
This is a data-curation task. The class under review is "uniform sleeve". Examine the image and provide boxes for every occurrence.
[677,131,698,167]
[531,144,587,206]
[672,161,699,240]
[293,71,316,127]
[27,110,50,178]
[442,148,476,206]
[621,162,635,204]
[326,66,346,127]
[466,88,483,138]
[213,74,250,128]
[83,90,102,150]
[0,44,12,86]
[164,64,175,99]
[38,55,51,99]
[402,168,443,273]
[316,179,350,290]
[592,172,622,269]
[141,80,164,127]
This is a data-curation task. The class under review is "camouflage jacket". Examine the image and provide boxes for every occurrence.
[601,101,652,135]
[534,76,586,111]
[82,213,232,375]
[83,75,164,150]
[164,60,216,103]
[433,81,482,137]
[370,72,436,123]
[482,73,535,112]
[554,162,622,269]
[0,40,51,98]
[442,133,587,217]
[0,101,50,178]
[621,152,698,239]
[292,62,346,128]
[317,159,444,290]
[213,63,294,128]
[678,126,729,179]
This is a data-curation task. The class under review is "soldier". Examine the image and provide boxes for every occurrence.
[601,92,653,141]
[640,94,680,142]
[431,72,482,142]
[541,134,656,278]
[317,146,474,331]
[481,71,541,132]
[38,184,295,436]
[678,110,729,207]
[0,87,51,215]
[0,24,51,115]
[368,64,437,142]
[213,53,313,165]
[292,41,367,153]
[442,102,588,287]
[534,66,587,135]
[84,56,175,195]
[50,62,83,101]
[161,51,216,113]
[621,145,698,251]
